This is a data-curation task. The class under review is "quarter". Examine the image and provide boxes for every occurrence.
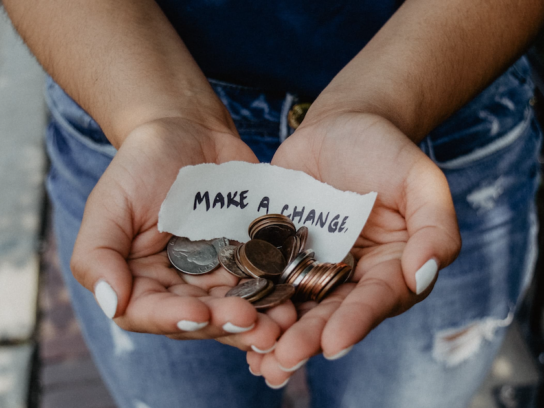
[167,236,223,275]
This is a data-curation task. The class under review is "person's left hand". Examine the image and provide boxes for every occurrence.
[245,112,461,387]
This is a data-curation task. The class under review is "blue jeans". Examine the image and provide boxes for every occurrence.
[45,57,541,408]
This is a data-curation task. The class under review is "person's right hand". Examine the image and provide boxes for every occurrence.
[71,117,297,352]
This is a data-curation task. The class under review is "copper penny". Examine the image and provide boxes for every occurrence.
[219,245,250,279]
[253,284,296,310]
[281,235,300,264]
[253,224,296,247]
[285,257,314,286]
[225,278,269,299]
[315,264,352,302]
[243,239,286,277]
[279,249,315,283]
[295,226,308,252]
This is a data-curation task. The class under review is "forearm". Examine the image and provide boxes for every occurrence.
[307,0,544,142]
[3,0,233,147]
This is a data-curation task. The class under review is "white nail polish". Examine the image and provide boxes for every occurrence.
[177,320,209,332]
[415,259,439,295]
[278,358,308,372]
[324,345,354,361]
[222,322,255,333]
[94,280,118,319]
[249,366,261,376]
[265,378,290,389]
[251,343,277,354]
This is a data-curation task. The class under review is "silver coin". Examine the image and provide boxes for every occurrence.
[167,236,222,275]
[341,252,355,269]
[219,245,250,278]
[279,249,315,283]
[212,237,230,254]
[225,278,269,299]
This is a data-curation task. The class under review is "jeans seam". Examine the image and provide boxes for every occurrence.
[432,107,533,169]
[45,91,117,158]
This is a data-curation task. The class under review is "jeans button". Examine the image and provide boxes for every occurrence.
[288,103,312,129]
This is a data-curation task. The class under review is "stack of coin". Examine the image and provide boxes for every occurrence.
[248,214,308,263]
[167,214,355,309]
[279,250,353,302]
[225,278,295,310]
[219,239,287,279]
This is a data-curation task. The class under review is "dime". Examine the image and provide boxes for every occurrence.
[241,239,287,277]
[279,249,315,283]
[225,278,269,299]
[253,284,296,310]
[342,252,355,269]
[167,236,223,275]
[299,263,328,300]
[218,245,250,278]
[246,279,275,303]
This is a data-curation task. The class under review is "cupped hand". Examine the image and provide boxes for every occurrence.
[71,117,297,351]
[249,112,461,386]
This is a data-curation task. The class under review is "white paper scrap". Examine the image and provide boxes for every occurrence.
[158,162,377,263]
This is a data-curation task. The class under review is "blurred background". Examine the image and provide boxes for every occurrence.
[1,9,544,408]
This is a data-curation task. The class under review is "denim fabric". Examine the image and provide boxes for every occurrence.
[45,57,541,408]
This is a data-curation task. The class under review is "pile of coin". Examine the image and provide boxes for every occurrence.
[224,278,295,310]
[167,214,354,309]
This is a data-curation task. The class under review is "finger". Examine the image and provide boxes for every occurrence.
[70,162,144,319]
[263,300,298,333]
[181,265,239,291]
[216,313,280,352]
[259,352,294,389]
[401,158,461,295]
[272,285,351,371]
[115,277,258,337]
[207,285,298,335]
[321,260,409,357]
[247,351,264,376]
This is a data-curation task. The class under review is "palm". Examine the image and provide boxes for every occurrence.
[250,113,460,383]
[72,118,296,347]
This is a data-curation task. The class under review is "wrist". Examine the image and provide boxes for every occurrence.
[105,86,237,149]
[303,84,424,143]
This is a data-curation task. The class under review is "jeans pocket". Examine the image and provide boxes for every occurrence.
[429,107,534,169]
[426,57,535,165]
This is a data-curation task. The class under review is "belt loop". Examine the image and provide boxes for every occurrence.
[280,92,296,142]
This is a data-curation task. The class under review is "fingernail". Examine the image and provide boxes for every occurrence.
[94,280,118,319]
[222,322,255,333]
[324,345,353,361]
[177,320,209,332]
[249,366,261,376]
[251,343,277,354]
[415,259,439,295]
[265,378,290,389]
[278,358,308,372]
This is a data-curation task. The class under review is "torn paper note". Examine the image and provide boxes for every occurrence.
[158,162,377,262]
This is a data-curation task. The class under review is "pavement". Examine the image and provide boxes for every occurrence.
[0,10,542,408]
[0,9,46,408]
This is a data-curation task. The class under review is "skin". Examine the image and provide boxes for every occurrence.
[4,0,544,387]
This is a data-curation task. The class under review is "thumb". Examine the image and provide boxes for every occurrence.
[401,159,461,295]
[71,182,135,319]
